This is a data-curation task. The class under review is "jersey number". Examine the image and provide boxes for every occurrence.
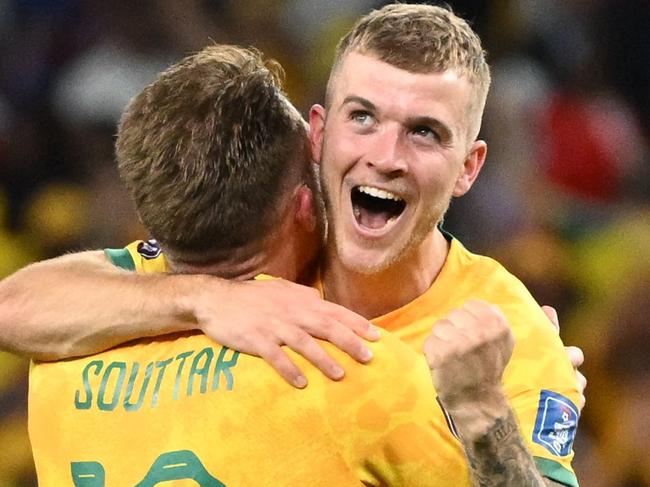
[71,450,226,486]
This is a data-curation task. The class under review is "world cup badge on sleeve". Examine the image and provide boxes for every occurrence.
[533,389,579,457]
[137,239,162,259]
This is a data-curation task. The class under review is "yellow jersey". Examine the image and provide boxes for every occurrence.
[29,240,469,486]
[371,236,581,487]
[125,236,581,486]
[28,237,580,486]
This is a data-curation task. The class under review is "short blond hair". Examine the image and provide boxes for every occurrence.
[327,3,491,140]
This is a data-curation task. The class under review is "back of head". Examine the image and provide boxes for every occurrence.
[116,45,310,265]
[328,3,491,140]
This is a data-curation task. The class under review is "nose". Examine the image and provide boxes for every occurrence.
[365,126,408,176]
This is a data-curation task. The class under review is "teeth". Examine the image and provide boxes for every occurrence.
[357,185,403,201]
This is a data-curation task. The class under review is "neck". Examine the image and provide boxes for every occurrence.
[322,228,450,319]
[167,227,314,283]
[168,249,269,281]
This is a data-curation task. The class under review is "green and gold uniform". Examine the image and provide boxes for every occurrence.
[29,237,580,486]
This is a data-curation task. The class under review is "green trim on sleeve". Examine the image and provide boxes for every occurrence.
[104,248,136,271]
[535,457,579,487]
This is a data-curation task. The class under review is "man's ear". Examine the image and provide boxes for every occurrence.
[309,104,326,165]
[293,184,316,232]
[453,140,487,197]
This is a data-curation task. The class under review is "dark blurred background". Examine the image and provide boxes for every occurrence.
[0,0,648,485]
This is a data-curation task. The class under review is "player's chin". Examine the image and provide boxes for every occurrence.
[336,242,398,275]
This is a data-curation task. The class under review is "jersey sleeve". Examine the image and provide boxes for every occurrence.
[105,239,169,274]
[500,290,581,487]
[104,245,137,270]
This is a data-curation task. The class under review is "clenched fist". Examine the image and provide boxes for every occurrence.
[424,300,514,412]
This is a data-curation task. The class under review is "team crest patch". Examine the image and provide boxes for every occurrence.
[533,390,579,457]
[137,239,162,259]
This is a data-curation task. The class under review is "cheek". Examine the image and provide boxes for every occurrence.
[410,167,459,213]
[415,166,451,195]
[323,136,361,177]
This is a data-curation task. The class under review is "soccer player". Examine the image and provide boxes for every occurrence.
[310,5,582,485]
[2,4,583,486]
[27,44,460,486]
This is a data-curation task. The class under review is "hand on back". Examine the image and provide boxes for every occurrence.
[191,278,379,388]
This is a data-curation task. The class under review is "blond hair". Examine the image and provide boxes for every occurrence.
[328,3,491,140]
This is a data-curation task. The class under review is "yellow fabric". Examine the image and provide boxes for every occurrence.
[371,238,581,479]
[125,239,170,273]
[28,241,470,486]
[29,238,579,485]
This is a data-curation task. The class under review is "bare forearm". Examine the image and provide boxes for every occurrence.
[0,251,380,388]
[462,409,545,486]
[425,303,568,486]
[446,393,560,486]
[0,251,207,359]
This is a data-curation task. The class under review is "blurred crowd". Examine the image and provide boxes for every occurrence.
[0,0,648,485]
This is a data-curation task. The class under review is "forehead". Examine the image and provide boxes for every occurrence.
[331,52,473,134]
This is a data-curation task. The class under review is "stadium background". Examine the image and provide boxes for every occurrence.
[0,0,648,485]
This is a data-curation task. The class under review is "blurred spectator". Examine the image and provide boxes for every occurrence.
[0,1,648,485]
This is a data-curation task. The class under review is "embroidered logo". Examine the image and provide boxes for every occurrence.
[533,389,579,457]
[137,239,162,259]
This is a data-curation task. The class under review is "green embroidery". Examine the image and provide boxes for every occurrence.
[74,347,239,411]
[71,451,226,486]
[135,450,226,486]
[97,362,127,411]
[124,362,155,412]
[104,248,135,271]
[212,347,240,391]
[75,361,103,410]
[534,457,579,487]
[71,461,105,487]
[188,347,214,396]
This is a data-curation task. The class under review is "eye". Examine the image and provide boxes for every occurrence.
[350,110,375,127]
[411,125,438,141]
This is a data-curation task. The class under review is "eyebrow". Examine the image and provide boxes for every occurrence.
[341,95,376,112]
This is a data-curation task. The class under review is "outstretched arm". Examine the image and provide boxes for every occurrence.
[424,301,570,486]
[0,251,378,387]
[0,250,197,359]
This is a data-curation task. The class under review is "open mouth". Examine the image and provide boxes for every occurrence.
[351,185,406,230]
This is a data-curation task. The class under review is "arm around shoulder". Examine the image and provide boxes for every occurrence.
[0,250,205,359]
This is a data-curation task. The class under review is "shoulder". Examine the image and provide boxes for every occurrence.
[104,239,169,274]
[453,240,528,296]
[296,332,436,423]
[452,240,549,334]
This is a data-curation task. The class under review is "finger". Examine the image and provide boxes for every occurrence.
[446,307,476,328]
[423,335,441,369]
[324,302,381,341]
[463,300,506,327]
[443,307,491,346]
[431,320,462,341]
[307,317,374,364]
[541,305,560,333]
[257,344,308,388]
[566,346,585,368]
[280,328,345,381]
[577,370,587,394]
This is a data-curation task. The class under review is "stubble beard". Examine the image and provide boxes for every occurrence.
[322,180,452,276]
